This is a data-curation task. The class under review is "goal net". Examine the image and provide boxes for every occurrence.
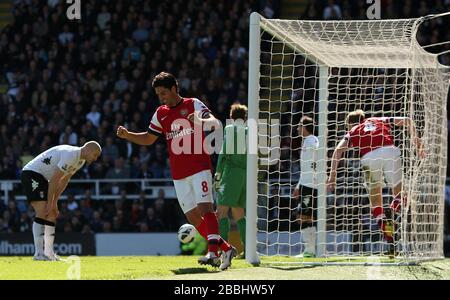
[246,13,450,265]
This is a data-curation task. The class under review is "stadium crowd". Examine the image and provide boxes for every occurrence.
[0,0,449,240]
[0,0,280,233]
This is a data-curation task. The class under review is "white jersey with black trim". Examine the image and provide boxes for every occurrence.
[23,145,85,181]
[297,135,319,189]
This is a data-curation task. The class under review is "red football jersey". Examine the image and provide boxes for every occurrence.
[345,117,395,157]
[148,97,212,180]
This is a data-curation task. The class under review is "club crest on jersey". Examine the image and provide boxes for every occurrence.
[180,109,188,117]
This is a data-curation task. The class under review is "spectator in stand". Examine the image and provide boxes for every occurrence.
[86,104,101,128]
[323,0,342,20]
[67,194,78,212]
[105,158,130,194]
[59,126,78,146]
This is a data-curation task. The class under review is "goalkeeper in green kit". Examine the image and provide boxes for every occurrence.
[214,104,247,258]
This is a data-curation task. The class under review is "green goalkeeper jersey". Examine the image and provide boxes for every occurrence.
[217,124,247,172]
[215,123,247,207]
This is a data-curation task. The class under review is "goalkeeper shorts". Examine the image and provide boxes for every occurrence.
[216,167,246,208]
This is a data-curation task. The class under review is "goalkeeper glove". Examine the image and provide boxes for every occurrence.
[213,173,221,192]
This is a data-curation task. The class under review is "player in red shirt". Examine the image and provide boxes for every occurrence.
[117,72,236,270]
[327,110,425,243]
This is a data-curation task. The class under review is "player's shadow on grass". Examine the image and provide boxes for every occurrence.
[171,267,220,275]
[269,265,318,271]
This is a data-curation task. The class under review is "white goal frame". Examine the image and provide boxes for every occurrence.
[246,12,450,266]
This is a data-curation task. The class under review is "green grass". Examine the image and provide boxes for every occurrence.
[0,256,252,280]
[1,256,450,280]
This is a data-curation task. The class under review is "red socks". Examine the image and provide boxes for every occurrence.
[196,213,231,254]
[203,212,219,237]
[372,206,384,225]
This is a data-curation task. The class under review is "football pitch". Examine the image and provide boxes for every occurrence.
[1,256,450,280]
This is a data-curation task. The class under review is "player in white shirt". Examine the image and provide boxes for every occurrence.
[292,116,319,258]
[21,141,102,261]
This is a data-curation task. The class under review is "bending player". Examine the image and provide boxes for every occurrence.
[21,141,102,260]
[117,72,236,270]
[327,110,425,242]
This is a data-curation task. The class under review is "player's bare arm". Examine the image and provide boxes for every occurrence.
[390,117,425,158]
[46,168,66,219]
[55,174,71,200]
[116,126,159,145]
[292,186,300,199]
[327,137,349,191]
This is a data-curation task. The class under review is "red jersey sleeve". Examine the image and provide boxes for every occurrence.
[193,98,211,118]
[148,110,164,136]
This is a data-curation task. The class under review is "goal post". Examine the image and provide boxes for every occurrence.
[246,12,261,265]
[316,65,328,258]
[246,12,450,265]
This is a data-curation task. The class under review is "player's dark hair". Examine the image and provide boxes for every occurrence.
[300,116,314,134]
[346,109,365,127]
[230,103,248,121]
[152,72,178,92]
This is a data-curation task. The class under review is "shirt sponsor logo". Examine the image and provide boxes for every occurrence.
[166,128,194,140]
[171,123,182,131]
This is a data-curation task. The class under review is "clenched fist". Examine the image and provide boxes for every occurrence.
[187,112,202,125]
[117,126,129,139]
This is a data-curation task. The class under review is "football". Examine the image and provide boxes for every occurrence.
[177,224,197,244]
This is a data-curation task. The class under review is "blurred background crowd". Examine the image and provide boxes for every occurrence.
[0,0,448,241]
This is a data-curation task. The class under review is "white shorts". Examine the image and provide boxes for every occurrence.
[173,170,214,214]
[360,146,402,189]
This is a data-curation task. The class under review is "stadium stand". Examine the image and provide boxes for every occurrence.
[0,0,280,233]
[0,0,448,259]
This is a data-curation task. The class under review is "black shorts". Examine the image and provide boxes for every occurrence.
[21,170,48,202]
[296,185,317,218]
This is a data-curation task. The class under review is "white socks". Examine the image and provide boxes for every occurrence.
[302,226,316,254]
[32,221,45,256]
[44,224,56,257]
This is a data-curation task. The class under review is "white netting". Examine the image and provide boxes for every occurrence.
[251,15,449,264]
